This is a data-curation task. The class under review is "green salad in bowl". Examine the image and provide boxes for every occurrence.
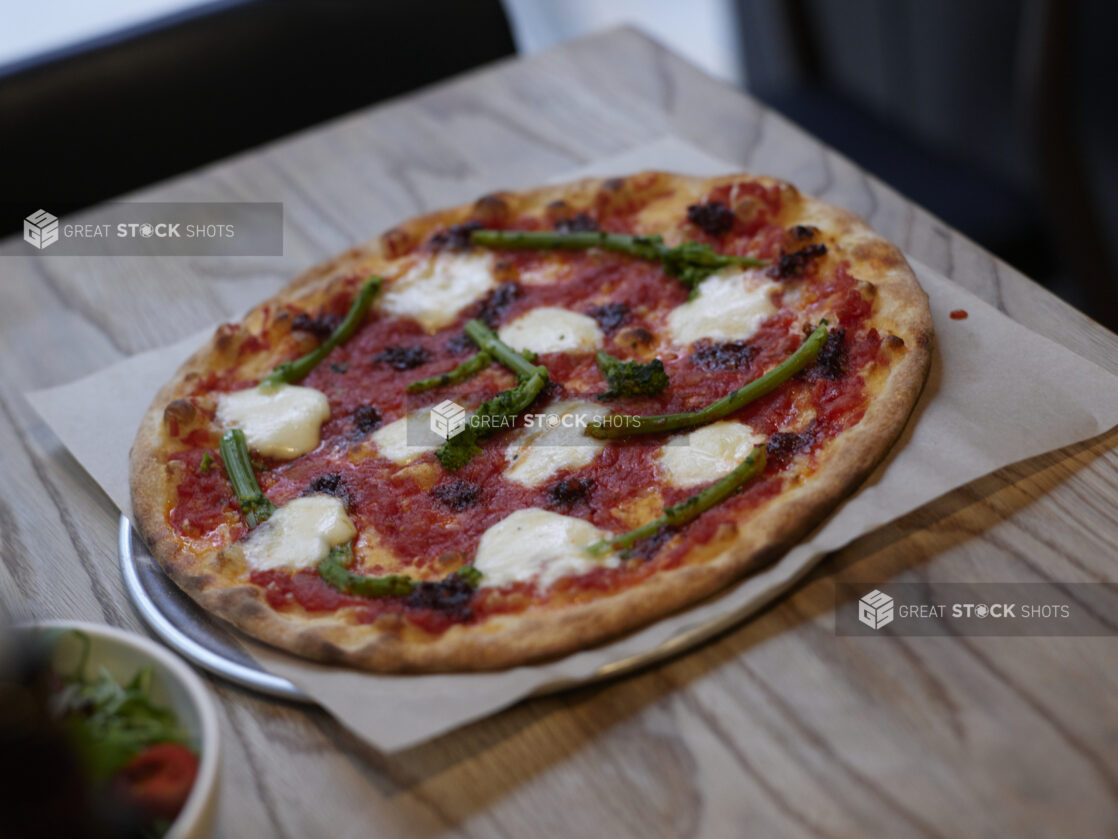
[2,622,220,839]
[49,630,200,835]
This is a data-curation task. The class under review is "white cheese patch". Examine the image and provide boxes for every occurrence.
[240,495,356,572]
[497,307,603,354]
[504,400,610,487]
[216,384,330,459]
[667,268,778,345]
[370,407,448,464]
[516,261,565,286]
[659,421,765,488]
[473,508,619,589]
[380,252,496,331]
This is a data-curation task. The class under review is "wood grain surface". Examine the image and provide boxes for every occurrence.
[2,28,1116,838]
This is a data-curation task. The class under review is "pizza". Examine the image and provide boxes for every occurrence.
[130,171,932,672]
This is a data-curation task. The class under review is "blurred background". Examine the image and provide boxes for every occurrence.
[2,0,1115,330]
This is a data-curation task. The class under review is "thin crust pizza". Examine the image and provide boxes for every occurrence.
[130,171,932,672]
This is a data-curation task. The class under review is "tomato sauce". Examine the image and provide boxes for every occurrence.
[166,179,886,632]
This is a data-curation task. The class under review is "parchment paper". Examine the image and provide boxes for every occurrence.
[27,139,1118,751]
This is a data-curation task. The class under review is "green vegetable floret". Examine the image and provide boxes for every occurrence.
[595,350,670,400]
[435,426,484,472]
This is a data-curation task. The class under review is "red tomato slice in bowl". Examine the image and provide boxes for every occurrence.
[113,742,199,821]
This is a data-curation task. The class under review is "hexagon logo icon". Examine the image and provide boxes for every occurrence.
[24,209,59,249]
[430,399,467,440]
[858,589,894,630]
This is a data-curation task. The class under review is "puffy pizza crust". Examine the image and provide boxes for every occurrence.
[130,172,932,672]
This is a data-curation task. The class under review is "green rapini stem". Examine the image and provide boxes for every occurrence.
[318,544,414,597]
[261,276,382,386]
[463,319,542,381]
[318,543,484,597]
[473,229,665,257]
[470,229,769,291]
[407,347,537,393]
[586,322,829,439]
[219,428,276,527]
[586,446,767,556]
[436,320,550,471]
[407,350,493,393]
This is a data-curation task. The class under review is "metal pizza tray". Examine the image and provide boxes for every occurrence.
[119,515,312,702]
[119,514,804,702]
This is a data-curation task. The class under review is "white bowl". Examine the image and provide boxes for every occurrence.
[32,621,221,839]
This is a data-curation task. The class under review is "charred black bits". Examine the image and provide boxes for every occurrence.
[353,404,382,433]
[555,212,599,232]
[446,332,475,355]
[548,477,594,506]
[476,282,521,327]
[766,431,815,464]
[622,327,654,348]
[375,345,432,371]
[624,526,674,561]
[540,379,565,401]
[306,473,351,507]
[308,473,344,494]
[809,329,847,380]
[586,302,630,334]
[406,575,476,621]
[291,312,342,338]
[686,201,735,236]
[768,243,828,279]
[429,220,483,250]
[791,224,818,241]
[690,340,753,370]
[431,480,481,511]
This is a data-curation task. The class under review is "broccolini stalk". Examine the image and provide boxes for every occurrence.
[586,446,767,556]
[406,350,493,393]
[470,229,768,291]
[407,347,537,393]
[586,322,829,439]
[462,318,542,381]
[261,277,382,387]
[435,319,550,471]
[219,428,275,527]
[318,544,414,596]
[318,543,483,597]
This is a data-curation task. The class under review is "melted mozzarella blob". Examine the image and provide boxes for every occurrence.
[473,508,619,589]
[381,253,496,331]
[667,269,778,345]
[216,384,330,459]
[370,408,448,464]
[240,495,356,572]
[504,401,610,487]
[497,307,603,354]
[659,421,765,488]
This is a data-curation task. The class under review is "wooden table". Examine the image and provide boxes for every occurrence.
[3,28,1116,838]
